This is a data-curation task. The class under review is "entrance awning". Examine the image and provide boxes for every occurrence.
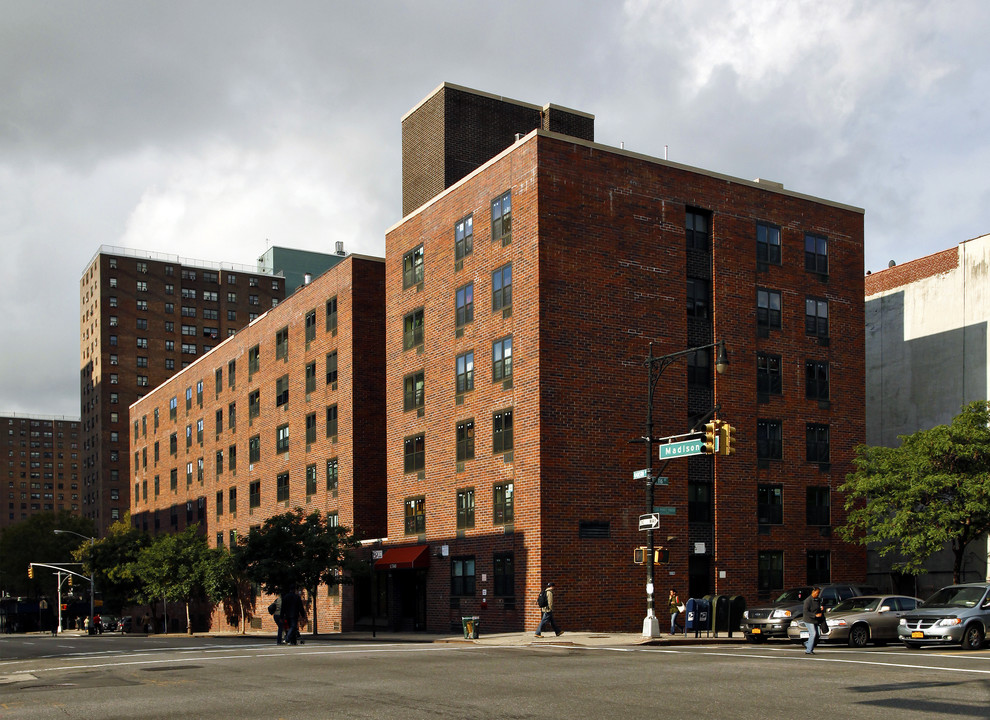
[374,544,431,570]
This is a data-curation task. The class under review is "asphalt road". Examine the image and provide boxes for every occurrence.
[2,635,989,719]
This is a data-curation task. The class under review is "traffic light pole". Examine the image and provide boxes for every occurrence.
[641,340,728,638]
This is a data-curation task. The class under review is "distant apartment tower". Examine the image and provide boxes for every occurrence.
[383,84,866,633]
[1,414,81,529]
[80,247,285,535]
[865,235,990,592]
[257,243,347,295]
[129,254,386,633]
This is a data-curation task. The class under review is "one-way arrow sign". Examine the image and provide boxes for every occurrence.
[639,513,660,531]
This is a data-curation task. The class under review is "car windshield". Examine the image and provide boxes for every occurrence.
[921,586,988,608]
[775,587,812,603]
[832,597,881,613]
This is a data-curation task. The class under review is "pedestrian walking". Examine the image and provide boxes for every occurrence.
[668,590,684,635]
[281,586,306,645]
[534,581,563,637]
[268,594,284,644]
[802,587,824,654]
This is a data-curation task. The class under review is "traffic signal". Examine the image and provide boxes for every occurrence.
[656,547,670,564]
[702,421,720,454]
[28,565,34,579]
[633,547,671,565]
[67,575,72,587]
[719,423,736,456]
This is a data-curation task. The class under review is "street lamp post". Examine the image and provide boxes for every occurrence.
[54,529,95,629]
[641,339,728,637]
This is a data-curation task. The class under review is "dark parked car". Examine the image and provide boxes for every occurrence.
[741,583,879,642]
[786,595,920,647]
[898,583,990,650]
[99,615,119,632]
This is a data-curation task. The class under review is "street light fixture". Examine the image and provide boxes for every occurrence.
[641,339,728,638]
[54,529,96,629]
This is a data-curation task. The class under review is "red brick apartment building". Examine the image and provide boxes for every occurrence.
[2,414,81,529]
[129,255,385,633]
[80,248,284,535]
[384,84,866,634]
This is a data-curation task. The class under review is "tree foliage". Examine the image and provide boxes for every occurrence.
[73,513,149,613]
[135,526,211,634]
[235,509,359,634]
[201,545,253,634]
[0,511,96,598]
[839,400,990,582]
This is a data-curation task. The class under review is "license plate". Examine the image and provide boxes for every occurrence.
[911,631,924,639]
[799,631,809,639]
[752,628,761,634]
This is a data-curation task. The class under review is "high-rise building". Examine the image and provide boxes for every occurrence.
[1,414,81,529]
[80,248,285,535]
[382,83,867,633]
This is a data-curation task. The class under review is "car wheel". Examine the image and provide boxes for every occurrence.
[960,624,984,651]
[902,641,921,649]
[848,624,870,648]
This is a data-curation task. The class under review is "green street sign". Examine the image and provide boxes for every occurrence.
[654,476,669,486]
[654,506,676,516]
[658,439,704,459]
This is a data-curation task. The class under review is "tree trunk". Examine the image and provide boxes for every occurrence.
[310,585,318,635]
[185,601,192,635]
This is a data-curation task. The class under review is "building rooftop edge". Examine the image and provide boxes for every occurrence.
[0,412,81,422]
[83,245,278,277]
[400,82,593,123]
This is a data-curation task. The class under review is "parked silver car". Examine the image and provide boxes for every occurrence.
[741,583,878,642]
[786,595,920,647]
[898,583,990,650]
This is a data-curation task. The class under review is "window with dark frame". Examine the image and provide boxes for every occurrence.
[758,550,784,595]
[326,351,338,386]
[275,375,289,407]
[248,390,260,418]
[276,424,289,454]
[805,297,829,337]
[456,488,475,530]
[326,296,338,333]
[451,556,476,596]
[807,550,831,585]
[404,496,425,534]
[404,434,425,473]
[305,413,317,444]
[229,487,236,514]
[806,423,830,463]
[757,288,782,329]
[403,308,424,350]
[686,277,708,317]
[305,362,316,394]
[688,481,711,522]
[455,215,473,261]
[249,435,260,463]
[757,222,781,264]
[805,233,828,274]
[757,353,782,396]
[806,487,830,526]
[305,310,317,343]
[248,345,260,375]
[456,352,474,394]
[757,419,783,460]
[491,190,511,244]
[455,283,474,327]
[326,404,338,438]
[275,327,289,360]
[757,484,783,525]
[276,472,289,502]
[687,348,710,387]
[403,245,424,288]
[685,209,710,251]
[306,464,317,496]
[456,419,475,462]
[492,263,512,311]
[250,480,261,508]
[403,371,425,412]
[493,482,513,524]
[805,360,829,400]
[493,408,513,454]
[493,552,515,597]
[493,336,512,381]
[326,458,338,492]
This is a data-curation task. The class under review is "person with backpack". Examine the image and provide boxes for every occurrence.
[281,586,307,645]
[534,581,562,638]
[268,594,284,644]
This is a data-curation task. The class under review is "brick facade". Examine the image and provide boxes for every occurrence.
[1,415,80,529]
[129,256,385,633]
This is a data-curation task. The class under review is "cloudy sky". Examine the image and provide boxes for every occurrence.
[2,0,988,416]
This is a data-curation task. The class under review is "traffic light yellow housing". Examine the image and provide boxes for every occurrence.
[633,547,670,564]
[702,420,720,453]
[719,423,736,456]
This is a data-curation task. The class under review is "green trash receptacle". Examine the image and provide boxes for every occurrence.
[462,616,480,639]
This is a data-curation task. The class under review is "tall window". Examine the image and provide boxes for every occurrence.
[807,550,831,585]
[228,359,236,388]
[404,496,425,534]
[685,209,710,251]
[326,458,338,492]
[455,283,474,327]
[686,278,708,317]
[491,190,511,244]
[228,444,236,471]
[403,309,424,350]
[758,551,784,595]
[249,435,260,463]
[276,473,289,502]
[757,485,783,525]
[305,413,317,444]
[305,310,317,343]
[306,464,317,496]
[326,351,338,386]
[229,487,237,514]
[757,419,782,460]
[404,434,425,473]
[805,360,829,400]
[457,488,475,530]
[456,352,474,394]
[757,222,781,264]
[688,481,711,523]
[275,327,289,360]
[250,480,261,508]
[492,336,512,382]
[687,348,710,387]
[275,375,289,407]
[493,482,514,524]
[248,345,260,375]
[805,233,828,274]
[326,404,338,438]
[228,402,236,430]
[757,288,782,329]
[326,296,338,333]
[806,487,830,526]
[456,419,475,462]
[492,263,512,311]
[493,409,513,454]
[493,552,515,597]
[451,557,476,596]
[403,245,424,288]
[305,362,317,394]
[455,215,473,261]
[249,390,260,418]
[805,297,829,338]
[276,424,289,454]
[757,353,782,396]
[806,423,830,463]
[403,371,425,412]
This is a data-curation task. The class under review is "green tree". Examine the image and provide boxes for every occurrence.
[0,511,96,599]
[202,545,253,634]
[135,527,211,634]
[73,513,149,614]
[235,509,359,635]
[839,400,990,583]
